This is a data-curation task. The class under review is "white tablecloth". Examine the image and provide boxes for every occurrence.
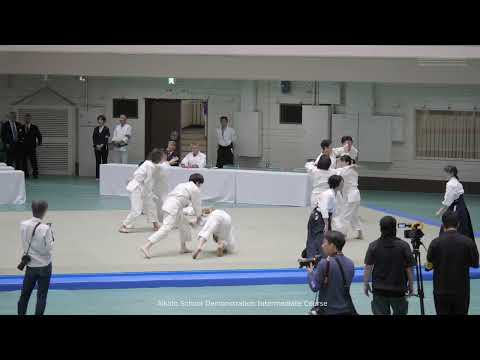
[100,164,311,206]
[235,170,310,206]
[100,164,236,203]
[0,166,15,171]
[0,171,26,205]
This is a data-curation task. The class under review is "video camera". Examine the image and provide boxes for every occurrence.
[398,222,425,250]
[398,222,424,240]
[298,256,321,269]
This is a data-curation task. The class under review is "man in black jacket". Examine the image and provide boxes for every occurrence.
[427,211,479,315]
[1,112,24,169]
[22,114,42,178]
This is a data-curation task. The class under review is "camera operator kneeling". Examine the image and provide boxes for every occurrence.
[307,231,357,315]
[17,200,54,315]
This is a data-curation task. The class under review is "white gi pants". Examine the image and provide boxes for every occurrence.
[123,188,157,227]
[123,188,143,227]
[148,210,192,248]
[111,149,128,164]
[342,201,361,232]
[333,201,361,235]
[198,219,237,253]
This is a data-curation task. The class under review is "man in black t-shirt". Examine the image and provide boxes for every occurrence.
[363,216,415,315]
[427,211,479,315]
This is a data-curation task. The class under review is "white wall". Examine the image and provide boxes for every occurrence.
[0,75,242,165]
[1,75,480,181]
[364,83,480,182]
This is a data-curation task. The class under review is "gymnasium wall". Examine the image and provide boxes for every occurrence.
[1,75,479,182]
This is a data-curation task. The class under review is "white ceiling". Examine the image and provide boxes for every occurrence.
[1,45,480,59]
[1,46,480,84]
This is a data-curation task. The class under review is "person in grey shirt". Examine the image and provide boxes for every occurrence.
[17,200,54,315]
[307,231,356,315]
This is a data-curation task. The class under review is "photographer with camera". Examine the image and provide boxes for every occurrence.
[306,231,356,315]
[426,211,479,315]
[17,200,54,315]
[363,216,415,315]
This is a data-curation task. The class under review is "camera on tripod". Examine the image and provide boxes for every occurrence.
[398,222,424,247]
[398,221,427,314]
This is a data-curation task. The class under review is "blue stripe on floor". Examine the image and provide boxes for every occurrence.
[1,267,480,291]
[364,204,480,238]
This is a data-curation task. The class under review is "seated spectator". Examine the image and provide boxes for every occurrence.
[180,143,206,168]
[166,141,179,166]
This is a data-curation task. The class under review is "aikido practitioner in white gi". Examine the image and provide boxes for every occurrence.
[140,173,204,258]
[333,136,359,162]
[119,149,164,233]
[190,208,237,259]
[305,155,336,209]
[302,174,344,259]
[314,139,337,170]
[150,151,179,222]
[332,155,363,239]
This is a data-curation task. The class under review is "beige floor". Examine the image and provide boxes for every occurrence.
[0,207,449,275]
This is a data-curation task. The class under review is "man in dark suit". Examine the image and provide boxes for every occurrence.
[1,112,24,169]
[22,113,42,178]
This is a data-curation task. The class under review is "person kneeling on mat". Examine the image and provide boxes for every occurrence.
[191,208,237,259]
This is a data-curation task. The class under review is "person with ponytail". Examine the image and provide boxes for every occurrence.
[435,165,475,241]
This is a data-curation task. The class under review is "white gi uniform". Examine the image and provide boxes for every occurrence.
[180,152,207,168]
[332,166,361,235]
[316,189,338,220]
[123,160,156,227]
[333,145,359,161]
[442,177,464,207]
[198,210,237,253]
[305,161,336,209]
[111,123,132,164]
[216,127,237,147]
[148,181,202,248]
[151,162,171,222]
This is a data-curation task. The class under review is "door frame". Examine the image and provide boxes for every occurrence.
[144,98,208,158]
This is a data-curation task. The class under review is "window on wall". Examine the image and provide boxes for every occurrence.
[416,109,480,160]
[113,99,138,118]
[280,104,302,124]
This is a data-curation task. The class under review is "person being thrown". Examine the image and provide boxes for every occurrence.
[119,149,164,233]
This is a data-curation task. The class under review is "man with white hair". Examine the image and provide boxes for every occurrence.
[180,143,206,168]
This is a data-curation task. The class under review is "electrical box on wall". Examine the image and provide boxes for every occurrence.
[234,111,262,157]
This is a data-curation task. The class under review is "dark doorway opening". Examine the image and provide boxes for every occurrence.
[145,99,182,158]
